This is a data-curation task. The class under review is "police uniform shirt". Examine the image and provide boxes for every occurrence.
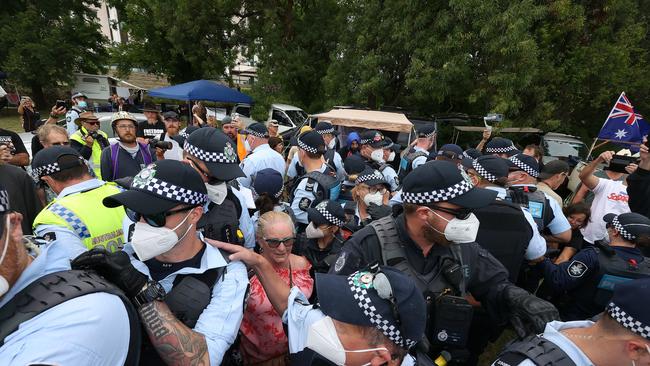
[411,146,429,170]
[290,164,328,225]
[238,143,286,189]
[65,107,82,135]
[329,214,511,307]
[0,239,130,365]
[389,190,403,206]
[511,184,571,235]
[136,120,166,140]
[34,179,120,258]
[381,164,400,192]
[491,320,595,366]
[124,239,248,365]
[485,186,546,260]
[287,150,346,181]
[204,186,256,249]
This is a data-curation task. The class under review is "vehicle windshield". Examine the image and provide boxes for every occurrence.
[285,110,308,125]
[544,139,588,159]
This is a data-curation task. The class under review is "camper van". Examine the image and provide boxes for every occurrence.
[73,73,112,101]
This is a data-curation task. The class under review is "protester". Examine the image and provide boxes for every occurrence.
[136,101,165,143]
[0,183,139,365]
[31,146,125,254]
[485,137,519,158]
[252,168,293,230]
[33,124,70,205]
[65,91,87,135]
[267,119,280,137]
[18,96,40,132]
[73,159,248,365]
[0,126,29,167]
[269,136,285,156]
[101,111,155,181]
[314,120,346,179]
[553,202,591,264]
[627,136,650,218]
[536,159,570,206]
[239,211,313,365]
[338,131,360,158]
[239,122,286,189]
[493,277,650,366]
[523,143,545,170]
[69,111,110,179]
[578,150,631,245]
[537,212,650,320]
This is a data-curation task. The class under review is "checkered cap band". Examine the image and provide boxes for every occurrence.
[509,156,539,178]
[297,137,318,154]
[607,302,650,339]
[180,130,189,138]
[243,128,268,138]
[355,171,385,185]
[486,145,517,153]
[402,180,473,204]
[419,131,435,138]
[315,204,345,227]
[462,151,475,160]
[32,162,61,179]
[132,177,207,206]
[612,216,636,241]
[347,275,415,349]
[472,160,498,183]
[0,190,9,212]
[184,142,238,164]
[316,127,336,135]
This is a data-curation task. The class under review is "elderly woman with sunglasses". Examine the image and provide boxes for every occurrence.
[239,211,313,365]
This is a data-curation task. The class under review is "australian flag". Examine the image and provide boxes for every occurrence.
[598,92,650,146]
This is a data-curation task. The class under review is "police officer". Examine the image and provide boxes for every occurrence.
[213,239,428,365]
[358,129,390,169]
[462,148,482,161]
[380,137,401,191]
[0,183,140,365]
[238,122,286,189]
[537,212,650,320]
[485,137,519,158]
[314,120,346,179]
[434,144,463,165]
[331,160,559,363]
[349,168,393,228]
[398,124,435,181]
[65,91,87,135]
[72,159,248,365]
[340,154,367,203]
[463,155,546,280]
[31,146,126,254]
[493,277,650,366]
[293,199,347,275]
[251,168,294,230]
[183,127,255,249]
[100,111,155,181]
[507,153,572,243]
[290,130,342,228]
[70,111,110,179]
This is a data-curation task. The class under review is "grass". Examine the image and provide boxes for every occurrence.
[0,108,28,132]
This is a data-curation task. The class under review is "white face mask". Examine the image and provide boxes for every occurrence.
[205,182,227,205]
[363,191,384,207]
[131,211,193,261]
[427,209,480,243]
[0,215,11,297]
[306,222,325,239]
[305,316,389,366]
[328,138,337,150]
[244,137,252,153]
[388,151,396,162]
[371,149,385,164]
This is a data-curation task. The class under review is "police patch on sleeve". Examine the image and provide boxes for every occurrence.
[567,260,588,278]
[334,251,347,273]
[298,197,312,211]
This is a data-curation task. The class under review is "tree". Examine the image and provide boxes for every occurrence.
[0,0,108,107]
[108,0,243,84]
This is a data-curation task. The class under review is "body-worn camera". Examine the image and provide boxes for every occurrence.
[149,138,173,150]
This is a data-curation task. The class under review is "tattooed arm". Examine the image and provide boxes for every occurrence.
[139,301,209,366]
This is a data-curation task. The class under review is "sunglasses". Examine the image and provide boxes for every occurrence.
[263,236,295,248]
[429,205,472,220]
[187,158,220,185]
[85,121,100,126]
[126,206,195,227]
[51,141,69,146]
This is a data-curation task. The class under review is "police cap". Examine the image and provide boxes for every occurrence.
[31,146,84,180]
[606,278,650,340]
[252,168,284,199]
[416,124,436,138]
[462,155,509,183]
[359,130,388,148]
[241,122,269,138]
[355,168,388,187]
[314,120,339,136]
[603,212,650,244]
[508,153,540,178]
[307,200,346,227]
[485,137,518,156]
[184,127,244,181]
[297,130,326,155]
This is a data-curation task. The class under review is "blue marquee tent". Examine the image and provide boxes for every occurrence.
[147,79,253,104]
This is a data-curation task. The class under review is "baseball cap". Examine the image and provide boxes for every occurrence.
[31,146,85,180]
[163,111,180,121]
[538,159,570,180]
[485,137,518,156]
[603,212,650,243]
[103,160,207,215]
[606,278,650,340]
[221,116,234,125]
[252,168,284,199]
[241,122,269,138]
[508,153,540,178]
[316,266,426,349]
[297,130,326,155]
[402,160,497,209]
[314,120,339,136]
[184,127,244,181]
[307,200,346,227]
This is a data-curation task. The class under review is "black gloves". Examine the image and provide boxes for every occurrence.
[503,285,560,338]
[71,247,147,298]
[367,203,393,220]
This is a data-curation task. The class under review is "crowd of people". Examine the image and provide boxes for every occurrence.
[1,92,650,366]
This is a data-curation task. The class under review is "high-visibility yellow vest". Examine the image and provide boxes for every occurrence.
[33,182,125,252]
[70,127,109,180]
[236,133,248,162]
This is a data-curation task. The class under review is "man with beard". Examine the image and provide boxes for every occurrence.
[136,102,166,144]
[330,160,559,364]
[159,111,184,161]
[101,111,156,181]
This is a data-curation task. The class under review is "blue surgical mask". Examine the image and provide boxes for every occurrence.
[78,100,88,109]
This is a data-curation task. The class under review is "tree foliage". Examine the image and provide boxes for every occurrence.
[0,0,108,106]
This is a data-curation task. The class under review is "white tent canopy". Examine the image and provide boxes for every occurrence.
[312,109,413,133]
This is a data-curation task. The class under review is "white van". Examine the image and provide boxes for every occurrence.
[73,73,111,101]
[231,103,308,134]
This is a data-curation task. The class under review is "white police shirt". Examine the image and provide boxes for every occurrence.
[290,164,328,224]
[411,146,429,170]
[238,143,286,188]
[65,107,82,135]
[491,320,595,366]
[124,239,248,365]
[227,184,257,249]
[0,240,130,365]
[283,287,416,366]
[511,184,571,235]
[287,150,346,181]
[381,164,400,191]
